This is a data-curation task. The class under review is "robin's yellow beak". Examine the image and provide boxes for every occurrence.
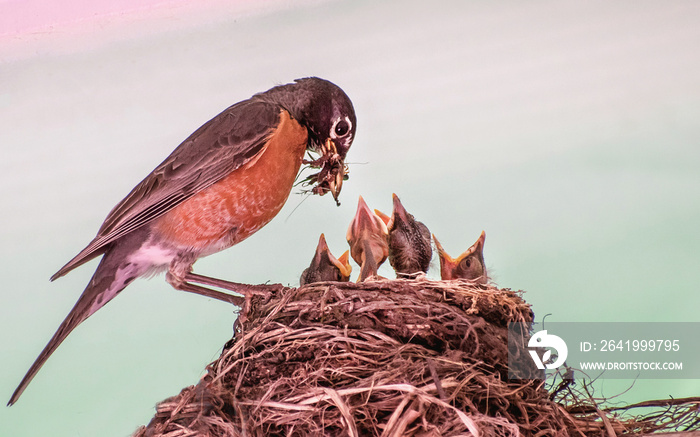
[313,233,331,260]
[329,164,345,204]
[433,234,458,280]
[332,250,353,281]
[374,209,391,228]
[320,137,346,205]
[347,196,389,266]
[455,230,485,265]
[347,196,387,241]
[433,231,487,281]
[313,234,352,281]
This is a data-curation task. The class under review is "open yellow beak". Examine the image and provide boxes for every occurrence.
[332,250,353,280]
[433,234,458,280]
[373,209,391,227]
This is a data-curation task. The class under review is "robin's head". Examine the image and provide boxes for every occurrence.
[291,77,356,158]
[259,77,356,204]
[433,231,487,283]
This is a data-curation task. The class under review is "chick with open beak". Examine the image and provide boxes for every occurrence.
[300,233,352,285]
[375,194,432,278]
[346,196,389,282]
[433,231,487,283]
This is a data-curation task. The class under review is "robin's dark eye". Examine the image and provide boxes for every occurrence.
[335,121,349,136]
[331,117,351,139]
[462,258,472,269]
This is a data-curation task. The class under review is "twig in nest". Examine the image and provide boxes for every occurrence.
[134,280,700,437]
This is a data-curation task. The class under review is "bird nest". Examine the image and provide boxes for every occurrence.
[133,279,700,437]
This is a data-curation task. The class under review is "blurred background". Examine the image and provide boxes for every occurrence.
[1,1,699,435]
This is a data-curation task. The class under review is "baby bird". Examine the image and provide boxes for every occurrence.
[433,230,487,284]
[300,233,352,285]
[374,193,432,278]
[346,196,389,281]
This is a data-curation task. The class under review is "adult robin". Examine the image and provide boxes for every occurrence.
[299,233,352,285]
[346,196,389,282]
[9,77,356,405]
[433,231,488,283]
[374,194,432,278]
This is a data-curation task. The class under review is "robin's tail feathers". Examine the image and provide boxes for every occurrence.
[8,235,147,405]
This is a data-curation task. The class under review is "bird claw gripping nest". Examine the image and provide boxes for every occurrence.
[301,139,349,206]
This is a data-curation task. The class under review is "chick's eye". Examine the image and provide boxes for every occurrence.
[331,118,351,139]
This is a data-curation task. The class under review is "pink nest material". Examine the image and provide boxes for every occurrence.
[134,279,700,437]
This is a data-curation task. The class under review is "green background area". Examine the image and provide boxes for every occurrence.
[2,1,699,435]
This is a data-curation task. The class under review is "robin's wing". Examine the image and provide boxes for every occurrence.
[52,100,288,280]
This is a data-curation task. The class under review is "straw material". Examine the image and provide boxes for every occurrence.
[133,279,700,437]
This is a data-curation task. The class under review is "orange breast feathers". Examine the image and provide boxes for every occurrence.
[153,110,308,251]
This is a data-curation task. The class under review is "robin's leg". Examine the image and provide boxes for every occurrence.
[184,272,282,298]
[167,272,246,306]
[165,252,281,306]
[165,252,245,306]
